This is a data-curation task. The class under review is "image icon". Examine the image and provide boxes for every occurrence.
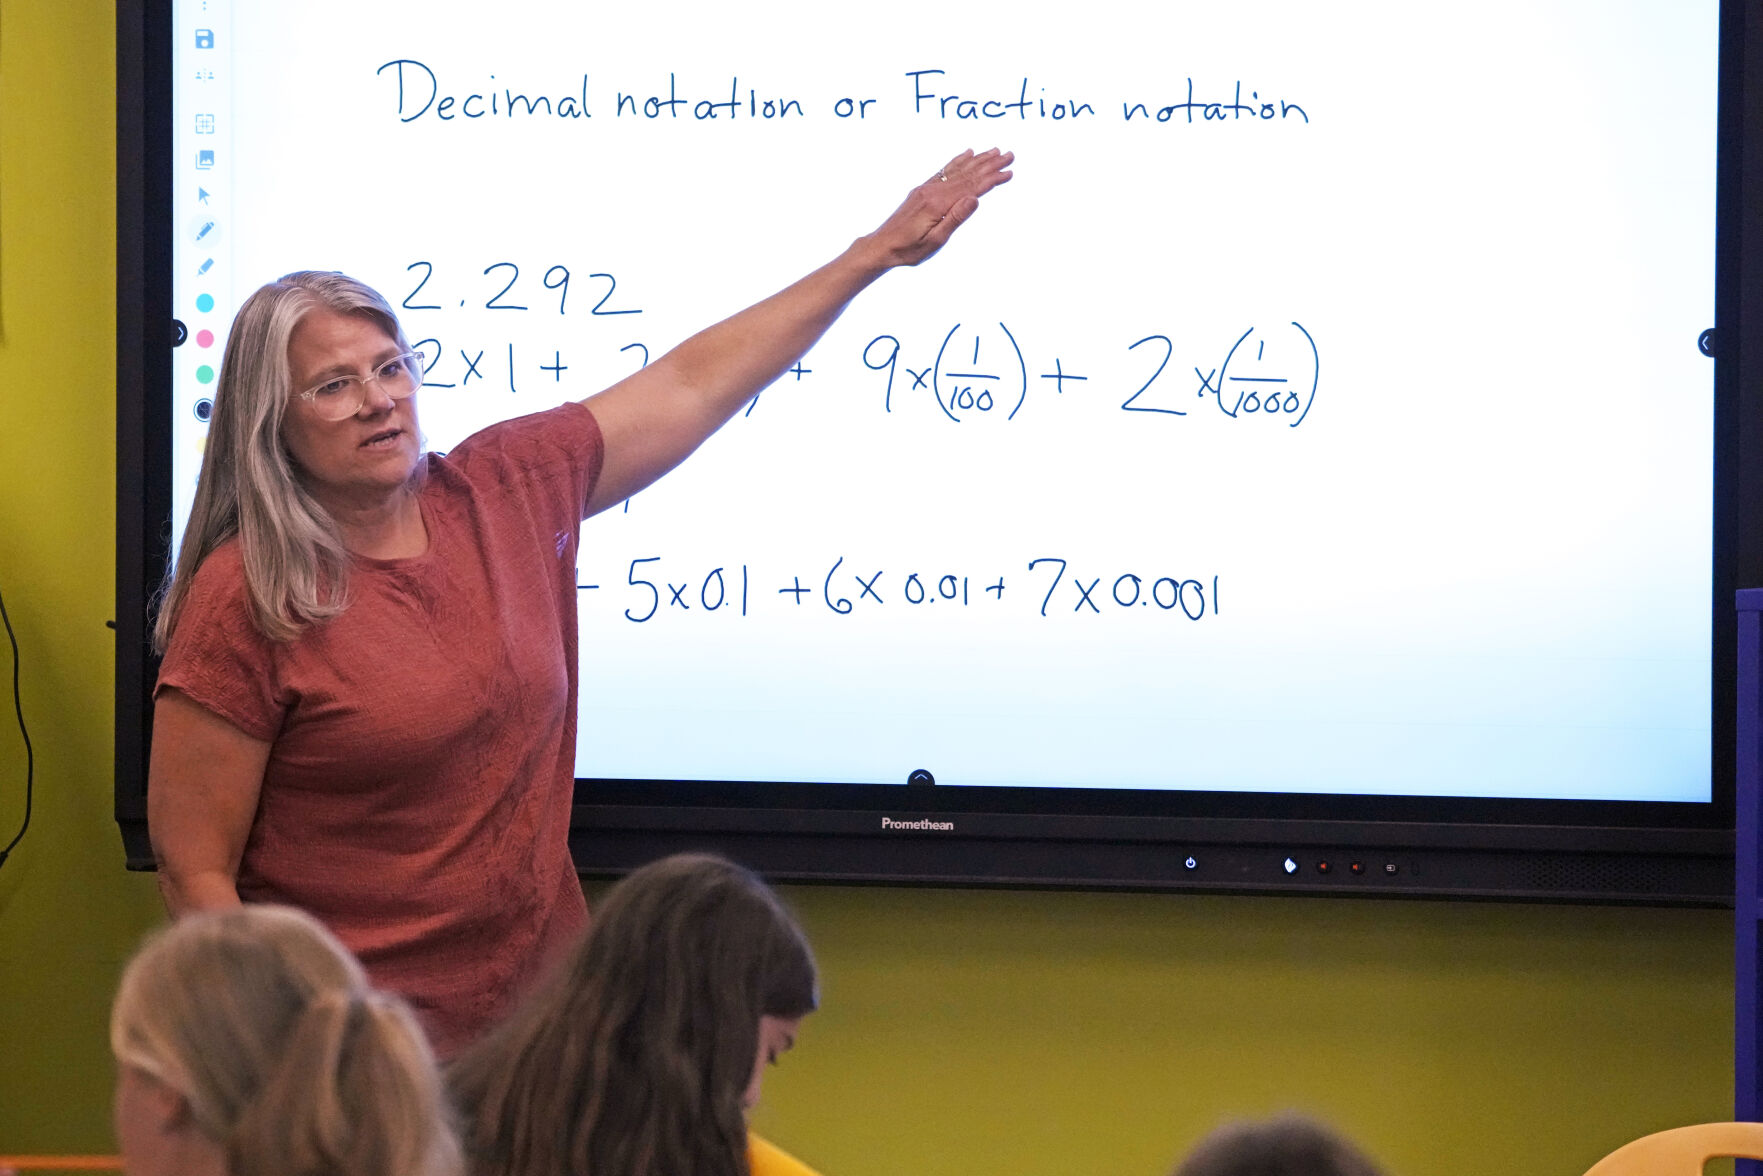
[196,149,214,169]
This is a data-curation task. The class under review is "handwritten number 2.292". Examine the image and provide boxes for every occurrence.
[400,263,642,317]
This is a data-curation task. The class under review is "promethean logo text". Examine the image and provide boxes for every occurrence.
[881,816,955,832]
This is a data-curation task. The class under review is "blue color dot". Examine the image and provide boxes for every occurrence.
[195,293,215,313]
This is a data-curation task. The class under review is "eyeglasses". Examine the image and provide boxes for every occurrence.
[293,351,423,421]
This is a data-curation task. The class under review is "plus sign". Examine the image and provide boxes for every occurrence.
[541,351,568,381]
[1039,359,1088,393]
[788,362,812,380]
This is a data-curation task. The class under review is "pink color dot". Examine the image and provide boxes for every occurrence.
[196,329,216,348]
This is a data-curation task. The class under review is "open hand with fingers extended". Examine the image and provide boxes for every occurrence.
[857,147,1014,271]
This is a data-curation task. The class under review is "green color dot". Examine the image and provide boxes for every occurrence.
[196,365,215,384]
[195,293,215,312]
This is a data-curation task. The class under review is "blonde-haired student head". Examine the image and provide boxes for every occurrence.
[110,904,461,1176]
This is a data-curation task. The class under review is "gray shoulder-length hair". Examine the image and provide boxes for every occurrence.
[152,271,418,653]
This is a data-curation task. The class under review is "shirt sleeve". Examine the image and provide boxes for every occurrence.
[154,545,287,743]
[445,401,605,524]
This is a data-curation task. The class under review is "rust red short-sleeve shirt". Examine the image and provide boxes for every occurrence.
[157,402,603,1054]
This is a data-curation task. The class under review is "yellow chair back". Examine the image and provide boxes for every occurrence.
[1583,1123,1763,1176]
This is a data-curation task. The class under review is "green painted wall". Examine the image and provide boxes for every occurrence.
[0,0,171,1160]
[0,3,1735,1174]
[754,887,1730,1176]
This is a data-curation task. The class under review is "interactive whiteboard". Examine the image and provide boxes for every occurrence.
[169,0,1717,803]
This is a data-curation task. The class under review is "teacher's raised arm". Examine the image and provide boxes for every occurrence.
[580,147,1014,516]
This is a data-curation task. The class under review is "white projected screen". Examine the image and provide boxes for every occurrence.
[169,1,1716,802]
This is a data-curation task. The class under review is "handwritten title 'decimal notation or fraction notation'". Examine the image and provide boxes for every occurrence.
[375,61,1310,126]
[584,555,1220,624]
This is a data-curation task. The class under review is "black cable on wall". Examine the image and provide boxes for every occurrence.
[0,582,34,868]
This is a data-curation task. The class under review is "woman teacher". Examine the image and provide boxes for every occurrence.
[147,149,1014,1054]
